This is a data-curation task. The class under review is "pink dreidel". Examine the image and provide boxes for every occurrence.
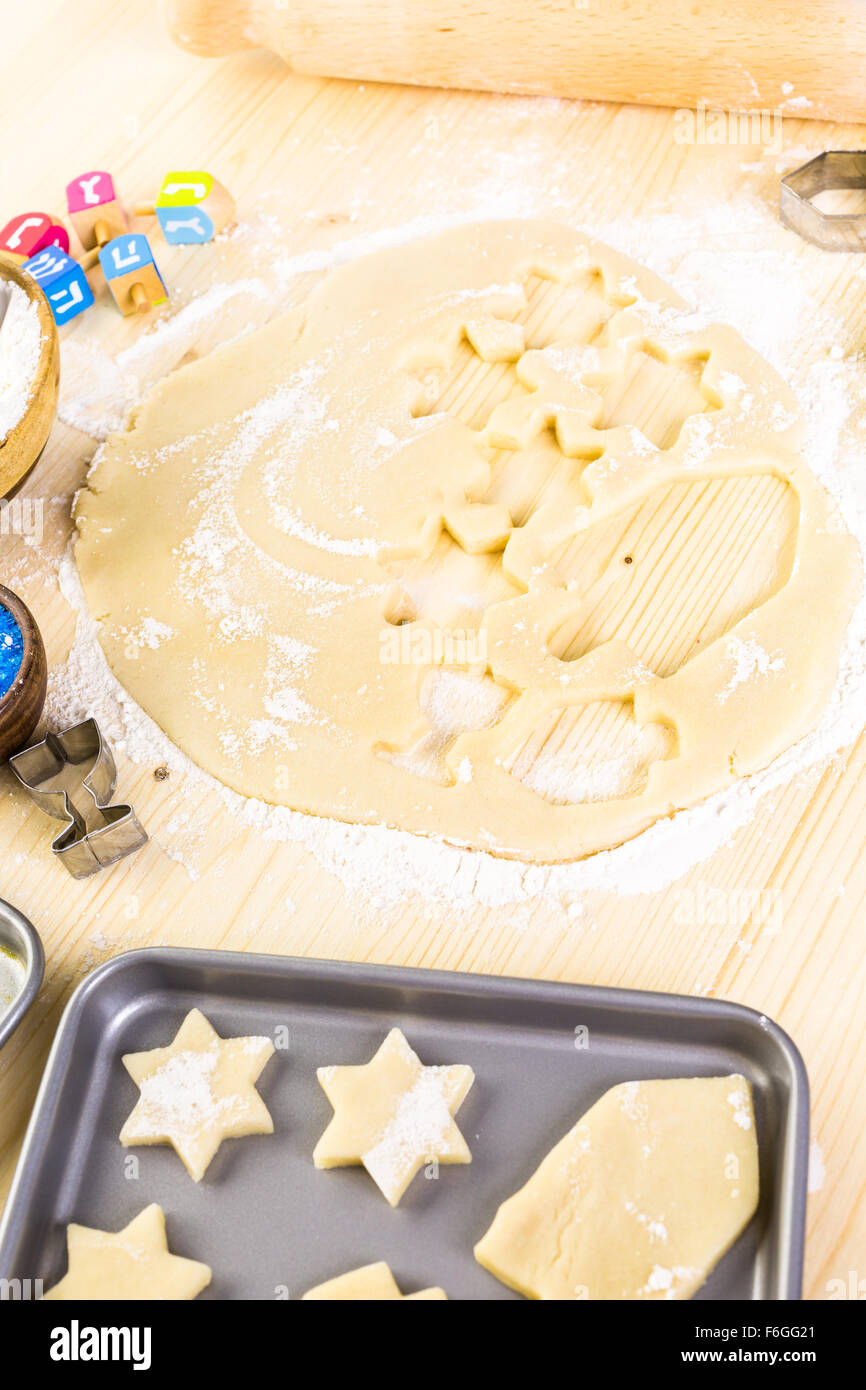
[0,213,69,264]
[66,171,127,266]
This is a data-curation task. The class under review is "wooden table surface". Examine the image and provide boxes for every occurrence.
[1,0,864,1300]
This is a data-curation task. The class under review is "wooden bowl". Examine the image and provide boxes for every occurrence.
[0,255,59,498]
[0,585,47,762]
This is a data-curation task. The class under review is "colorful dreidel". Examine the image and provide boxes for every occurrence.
[136,171,234,244]
[99,233,167,315]
[0,212,69,263]
[22,246,94,324]
[66,171,127,266]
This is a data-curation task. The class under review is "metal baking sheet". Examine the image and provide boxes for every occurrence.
[0,947,808,1300]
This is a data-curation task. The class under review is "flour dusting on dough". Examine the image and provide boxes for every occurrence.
[72,221,856,866]
[718,637,785,703]
[24,142,865,909]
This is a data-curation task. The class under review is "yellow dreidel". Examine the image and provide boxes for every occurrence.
[99,234,167,315]
[66,171,127,269]
[135,170,235,244]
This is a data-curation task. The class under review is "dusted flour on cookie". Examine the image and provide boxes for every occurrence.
[313,1027,474,1205]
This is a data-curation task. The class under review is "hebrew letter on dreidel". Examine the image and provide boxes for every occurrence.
[157,210,214,244]
[141,169,235,244]
[159,175,211,203]
[99,233,168,315]
[22,248,94,324]
[66,170,127,253]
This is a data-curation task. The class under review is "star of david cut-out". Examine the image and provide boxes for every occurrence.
[43,1204,211,1301]
[313,1028,474,1206]
[120,1008,275,1181]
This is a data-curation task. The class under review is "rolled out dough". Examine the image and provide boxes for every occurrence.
[75,221,860,861]
[474,1075,759,1300]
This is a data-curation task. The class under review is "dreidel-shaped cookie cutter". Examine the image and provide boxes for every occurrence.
[9,718,147,879]
[780,151,866,251]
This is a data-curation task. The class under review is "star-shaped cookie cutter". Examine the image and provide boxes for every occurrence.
[780,151,866,251]
[9,717,147,879]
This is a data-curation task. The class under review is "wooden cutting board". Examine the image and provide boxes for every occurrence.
[0,1,864,1299]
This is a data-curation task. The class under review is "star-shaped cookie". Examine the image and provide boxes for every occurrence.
[120,1008,275,1181]
[43,1204,211,1300]
[303,1262,447,1300]
[313,1027,474,1205]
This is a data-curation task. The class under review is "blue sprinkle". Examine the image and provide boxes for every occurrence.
[0,605,24,698]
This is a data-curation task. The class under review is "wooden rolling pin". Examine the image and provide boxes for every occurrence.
[165,0,866,123]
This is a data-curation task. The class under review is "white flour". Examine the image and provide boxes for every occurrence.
[807,1139,826,1194]
[363,1066,456,1198]
[125,1047,243,1138]
[38,143,866,911]
[0,282,42,443]
[0,948,26,1018]
[717,638,785,704]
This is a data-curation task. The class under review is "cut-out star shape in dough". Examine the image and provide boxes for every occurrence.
[120,1008,275,1181]
[303,1261,447,1300]
[313,1027,474,1206]
[43,1204,211,1301]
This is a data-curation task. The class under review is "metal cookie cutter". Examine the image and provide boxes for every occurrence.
[780,151,866,251]
[9,718,147,879]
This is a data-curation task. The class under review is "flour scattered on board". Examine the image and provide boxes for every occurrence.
[807,1139,826,1194]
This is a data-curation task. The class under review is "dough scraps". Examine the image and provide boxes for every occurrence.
[75,220,860,861]
[302,1262,447,1300]
[119,1008,275,1181]
[43,1203,212,1300]
[313,1027,474,1206]
[474,1074,759,1300]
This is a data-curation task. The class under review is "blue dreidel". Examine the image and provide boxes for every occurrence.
[98,233,168,315]
[136,170,235,245]
[21,247,94,324]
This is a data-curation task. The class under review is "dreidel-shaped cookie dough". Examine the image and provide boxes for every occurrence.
[120,1007,275,1180]
[303,1262,447,1300]
[43,1204,211,1301]
[99,233,168,316]
[314,1027,474,1205]
[475,1074,759,1300]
